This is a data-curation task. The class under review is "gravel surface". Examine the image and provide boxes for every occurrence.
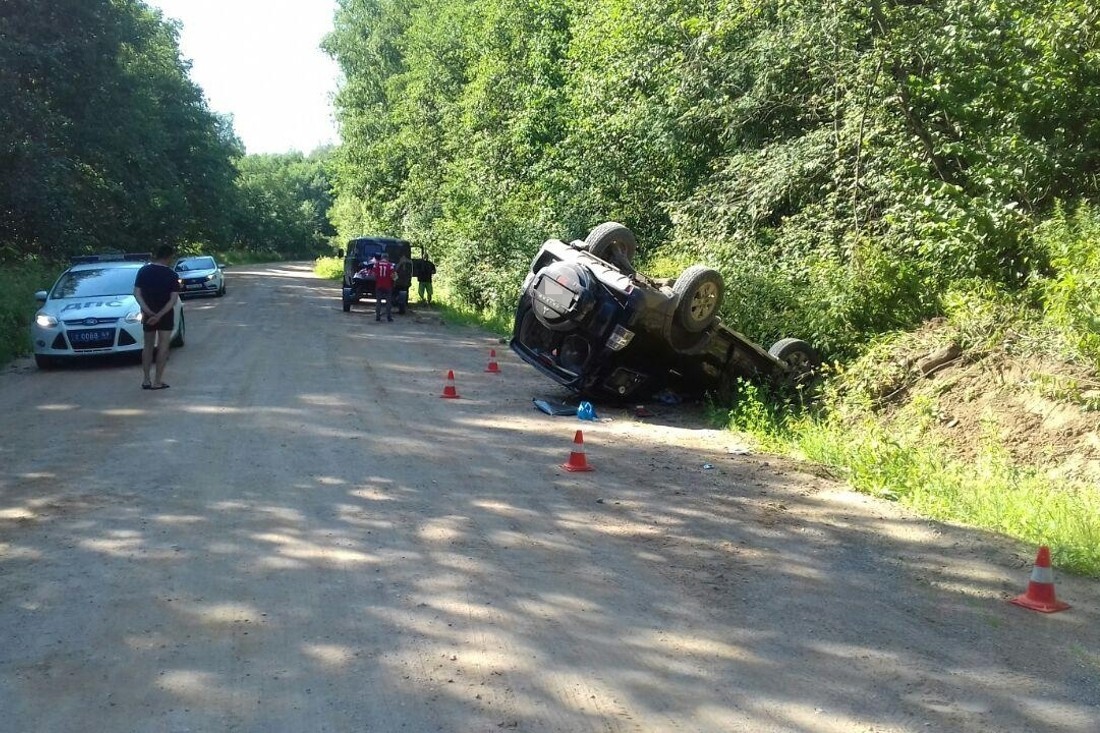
[1,262,1097,732]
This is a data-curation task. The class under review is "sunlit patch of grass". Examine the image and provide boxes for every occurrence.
[313,256,343,280]
[389,279,505,337]
[723,386,1100,576]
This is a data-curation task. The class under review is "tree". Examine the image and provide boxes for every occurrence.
[0,0,242,260]
[233,150,336,258]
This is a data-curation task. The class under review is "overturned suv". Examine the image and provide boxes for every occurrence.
[509,222,820,402]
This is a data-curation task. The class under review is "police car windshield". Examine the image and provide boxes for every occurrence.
[176,257,215,272]
[51,267,138,299]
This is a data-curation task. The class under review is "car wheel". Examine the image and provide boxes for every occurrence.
[34,354,56,370]
[583,222,637,273]
[768,337,821,382]
[672,265,724,333]
[217,284,226,297]
[171,312,186,348]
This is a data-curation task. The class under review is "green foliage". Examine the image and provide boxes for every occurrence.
[0,260,55,363]
[314,256,344,280]
[323,0,1100,351]
[1029,203,1100,365]
[234,150,337,259]
[721,378,796,451]
[835,419,1099,575]
[0,0,242,259]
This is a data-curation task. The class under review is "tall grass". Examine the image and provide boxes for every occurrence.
[722,371,1100,577]
[0,259,57,365]
[793,412,1100,576]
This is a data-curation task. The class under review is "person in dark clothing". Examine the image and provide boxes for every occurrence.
[134,245,180,389]
[395,254,413,312]
[417,255,436,306]
[373,252,396,322]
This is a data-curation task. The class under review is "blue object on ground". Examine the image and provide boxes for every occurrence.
[577,401,597,420]
[654,389,681,405]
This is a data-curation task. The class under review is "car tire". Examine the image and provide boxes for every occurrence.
[768,337,821,381]
[583,222,637,273]
[170,312,186,348]
[34,354,56,370]
[672,265,724,333]
[217,284,226,297]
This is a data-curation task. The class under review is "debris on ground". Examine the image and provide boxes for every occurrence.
[532,397,577,416]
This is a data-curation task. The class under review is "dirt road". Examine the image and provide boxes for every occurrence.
[1,263,1097,732]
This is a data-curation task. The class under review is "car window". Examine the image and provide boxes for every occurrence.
[176,257,215,272]
[51,268,138,298]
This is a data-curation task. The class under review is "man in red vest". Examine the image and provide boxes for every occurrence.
[373,252,396,322]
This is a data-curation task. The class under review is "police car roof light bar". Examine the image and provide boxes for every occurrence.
[70,252,152,264]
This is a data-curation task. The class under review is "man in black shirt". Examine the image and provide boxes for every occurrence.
[134,245,180,389]
[416,255,436,306]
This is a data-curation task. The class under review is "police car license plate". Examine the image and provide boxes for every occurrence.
[69,328,114,349]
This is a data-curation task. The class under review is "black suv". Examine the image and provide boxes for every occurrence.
[509,222,821,402]
[340,236,414,313]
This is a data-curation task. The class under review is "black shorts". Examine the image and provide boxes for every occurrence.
[143,312,175,332]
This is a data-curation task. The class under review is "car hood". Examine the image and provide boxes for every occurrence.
[43,295,140,320]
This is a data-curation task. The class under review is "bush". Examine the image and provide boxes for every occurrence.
[1030,203,1100,365]
[314,256,344,280]
[0,259,57,366]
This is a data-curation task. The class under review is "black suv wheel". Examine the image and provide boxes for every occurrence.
[768,337,821,383]
[583,221,637,274]
[672,265,724,333]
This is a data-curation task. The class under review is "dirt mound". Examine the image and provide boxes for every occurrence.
[861,319,1100,482]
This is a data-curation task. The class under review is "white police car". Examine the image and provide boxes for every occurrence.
[31,253,185,369]
[174,255,225,297]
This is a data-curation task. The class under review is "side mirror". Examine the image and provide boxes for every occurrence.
[34,290,48,303]
[217,263,226,270]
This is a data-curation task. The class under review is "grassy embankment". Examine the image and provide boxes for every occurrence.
[719,210,1100,577]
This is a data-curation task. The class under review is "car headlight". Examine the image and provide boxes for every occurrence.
[606,325,635,351]
[124,309,142,323]
[205,274,216,281]
[35,313,58,328]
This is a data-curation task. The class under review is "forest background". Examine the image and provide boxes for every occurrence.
[2,0,1098,571]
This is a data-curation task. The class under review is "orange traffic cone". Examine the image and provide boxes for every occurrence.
[1010,546,1070,613]
[440,370,460,399]
[561,430,594,472]
[486,349,501,374]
